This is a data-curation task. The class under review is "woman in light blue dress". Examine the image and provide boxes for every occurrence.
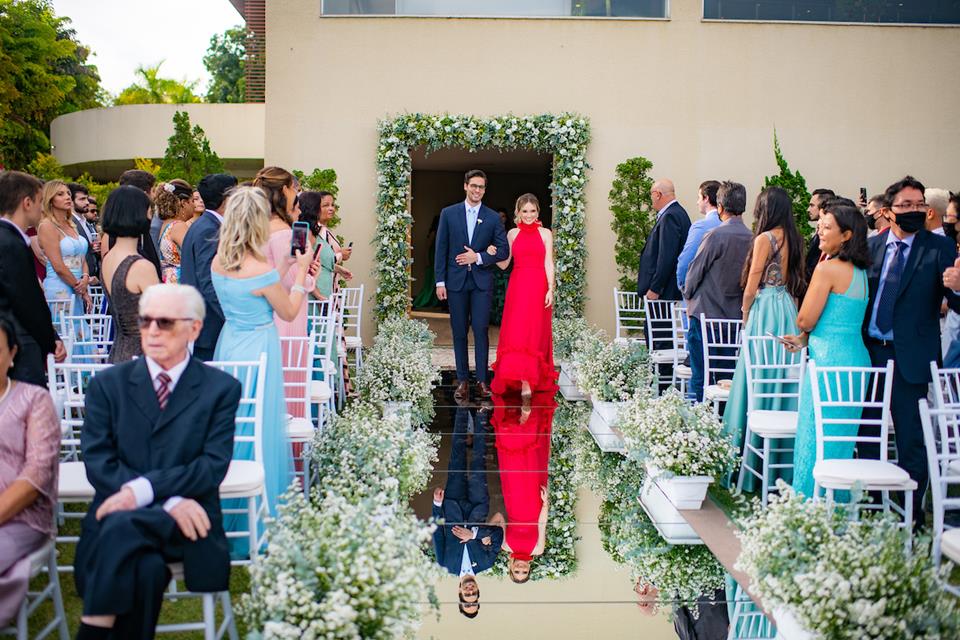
[210,185,314,557]
[784,202,872,500]
[37,180,91,337]
[722,188,807,490]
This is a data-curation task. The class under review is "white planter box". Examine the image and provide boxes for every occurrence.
[559,363,588,401]
[638,476,702,544]
[772,606,813,640]
[587,395,627,453]
[646,464,713,510]
[382,401,413,420]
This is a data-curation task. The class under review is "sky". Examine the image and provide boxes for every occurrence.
[51,0,242,98]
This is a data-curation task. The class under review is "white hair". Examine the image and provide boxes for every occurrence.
[926,188,950,217]
[139,283,206,322]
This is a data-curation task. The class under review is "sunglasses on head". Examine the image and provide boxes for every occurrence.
[138,315,193,331]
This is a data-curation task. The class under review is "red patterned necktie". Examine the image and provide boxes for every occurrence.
[155,372,171,410]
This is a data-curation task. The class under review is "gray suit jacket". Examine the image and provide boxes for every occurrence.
[683,216,753,320]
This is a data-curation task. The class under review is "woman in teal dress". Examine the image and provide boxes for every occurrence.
[722,188,807,490]
[784,201,872,499]
[211,185,313,557]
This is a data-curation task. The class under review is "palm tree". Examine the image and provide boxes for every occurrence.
[114,62,201,105]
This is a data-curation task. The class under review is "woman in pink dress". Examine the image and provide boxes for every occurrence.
[492,392,556,584]
[490,193,558,397]
[254,167,318,418]
[0,315,60,626]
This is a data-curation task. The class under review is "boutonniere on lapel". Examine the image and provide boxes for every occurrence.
[477,219,483,224]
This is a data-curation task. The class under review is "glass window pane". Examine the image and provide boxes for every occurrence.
[703,0,960,24]
[323,0,668,17]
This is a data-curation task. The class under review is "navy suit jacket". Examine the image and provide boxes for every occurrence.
[75,357,240,592]
[0,221,58,384]
[863,229,960,384]
[434,202,509,292]
[432,503,504,576]
[637,201,691,300]
[180,211,223,353]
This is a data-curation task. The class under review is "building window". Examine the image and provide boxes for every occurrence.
[321,0,669,18]
[703,1,960,24]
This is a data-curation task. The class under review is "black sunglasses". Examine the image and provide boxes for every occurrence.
[138,315,193,331]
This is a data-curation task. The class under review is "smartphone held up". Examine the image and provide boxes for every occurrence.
[291,221,310,256]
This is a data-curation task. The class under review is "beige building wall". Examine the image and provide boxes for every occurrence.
[265,0,960,340]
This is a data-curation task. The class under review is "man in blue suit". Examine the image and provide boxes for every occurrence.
[180,173,237,361]
[74,284,240,640]
[864,176,960,525]
[435,170,509,400]
[432,404,503,619]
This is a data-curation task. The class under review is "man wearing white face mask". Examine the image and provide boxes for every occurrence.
[804,188,836,282]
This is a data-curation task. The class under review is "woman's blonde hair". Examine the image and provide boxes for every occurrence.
[514,193,540,224]
[217,186,269,272]
[41,180,74,227]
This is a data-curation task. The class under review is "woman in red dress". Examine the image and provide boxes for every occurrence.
[492,392,556,583]
[490,194,558,397]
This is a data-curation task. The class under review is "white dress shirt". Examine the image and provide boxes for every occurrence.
[124,354,192,511]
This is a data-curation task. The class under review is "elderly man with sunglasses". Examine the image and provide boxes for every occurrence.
[73,283,241,640]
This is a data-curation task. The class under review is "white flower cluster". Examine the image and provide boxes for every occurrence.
[553,315,603,364]
[736,482,960,638]
[374,113,591,320]
[240,489,441,639]
[491,398,582,580]
[574,337,654,402]
[619,389,737,480]
[356,317,440,426]
[309,402,439,503]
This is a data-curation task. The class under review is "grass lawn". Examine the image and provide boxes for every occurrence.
[25,508,252,639]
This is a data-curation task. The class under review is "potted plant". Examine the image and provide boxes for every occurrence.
[620,390,736,510]
[555,317,602,401]
[577,339,653,431]
[737,482,960,639]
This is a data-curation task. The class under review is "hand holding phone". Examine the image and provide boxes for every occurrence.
[766,331,794,348]
[291,221,310,257]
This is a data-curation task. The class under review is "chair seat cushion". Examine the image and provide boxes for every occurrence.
[704,384,730,402]
[813,459,916,489]
[286,417,315,440]
[650,348,685,364]
[219,460,265,498]
[310,380,332,402]
[942,528,960,564]
[344,335,362,348]
[58,461,95,500]
[747,410,798,437]
[675,364,692,379]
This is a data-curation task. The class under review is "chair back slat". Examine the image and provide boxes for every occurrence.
[614,288,645,340]
[278,336,313,419]
[670,302,688,351]
[46,354,110,456]
[700,315,742,386]
[207,354,267,464]
[643,298,679,350]
[340,285,364,340]
[743,336,805,410]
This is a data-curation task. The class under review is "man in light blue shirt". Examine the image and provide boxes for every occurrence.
[676,181,721,291]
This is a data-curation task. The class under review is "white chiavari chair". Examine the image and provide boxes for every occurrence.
[736,336,805,506]
[0,541,70,640]
[613,288,644,342]
[920,400,960,594]
[700,315,743,418]
[670,302,692,396]
[279,335,316,495]
[88,284,107,315]
[809,360,916,534]
[643,297,685,389]
[307,299,337,421]
[340,284,365,374]
[58,313,112,363]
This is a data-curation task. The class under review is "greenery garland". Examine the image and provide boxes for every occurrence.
[375,113,591,320]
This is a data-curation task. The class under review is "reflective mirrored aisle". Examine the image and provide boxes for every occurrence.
[410,374,745,640]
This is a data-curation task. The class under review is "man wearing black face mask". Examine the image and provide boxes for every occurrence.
[862,175,960,526]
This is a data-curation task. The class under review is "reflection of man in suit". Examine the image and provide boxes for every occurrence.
[637,179,691,302]
[432,405,503,620]
[434,169,509,401]
[636,582,729,640]
[0,171,66,384]
[180,174,237,361]
[74,284,240,639]
[866,176,960,525]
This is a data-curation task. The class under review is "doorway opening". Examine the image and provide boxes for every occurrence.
[407,146,553,345]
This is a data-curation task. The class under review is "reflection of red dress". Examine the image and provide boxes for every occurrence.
[492,393,555,560]
[491,221,558,395]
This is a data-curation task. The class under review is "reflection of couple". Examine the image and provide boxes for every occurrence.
[434,170,557,402]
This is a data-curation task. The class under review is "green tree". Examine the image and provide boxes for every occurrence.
[26,152,65,181]
[158,111,224,185]
[0,0,104,169]
[609,156,656,291]
[114,63,201,105]
[763,132,812,237]
[203,26,246,103]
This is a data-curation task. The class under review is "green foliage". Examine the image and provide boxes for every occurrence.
[158,111,224,185]
[114,62,201,106]
[133,157,161,175]
[609,156,656,290]
[293,167,340,227]
[76,173,117,206]
[203,26,246,103]
[763,131,812,238]
[0,0,104,169]
[26,152,65,181]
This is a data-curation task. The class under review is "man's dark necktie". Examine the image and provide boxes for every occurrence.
[155,372,171,410]
[875,241,906,335]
